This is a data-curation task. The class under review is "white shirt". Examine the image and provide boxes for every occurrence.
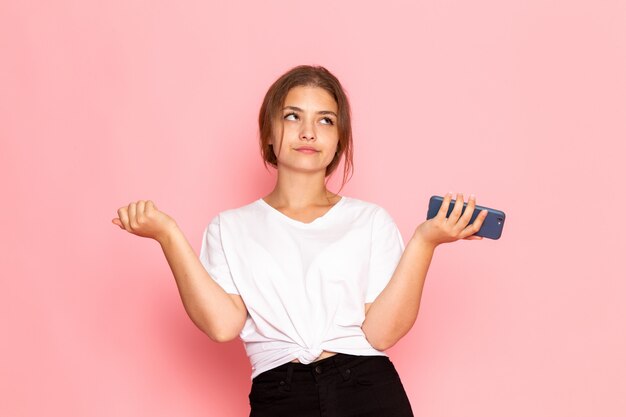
[199,196,405,380]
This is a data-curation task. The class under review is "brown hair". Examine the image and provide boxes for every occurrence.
[258,65,354,191]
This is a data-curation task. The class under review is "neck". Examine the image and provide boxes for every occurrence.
[265,167,337,209]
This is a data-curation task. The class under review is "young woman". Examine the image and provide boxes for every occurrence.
[112,65,488,417]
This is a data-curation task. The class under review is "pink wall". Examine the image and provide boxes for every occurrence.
[2,1,624,416]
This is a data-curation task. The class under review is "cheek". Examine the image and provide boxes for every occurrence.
[282,122,299,135]
[274,123,295,144]
[324,142,339,161]
[270,123,286,145]
[328,132,340,151]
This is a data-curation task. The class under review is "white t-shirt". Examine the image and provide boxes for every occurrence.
[199,196,405,380]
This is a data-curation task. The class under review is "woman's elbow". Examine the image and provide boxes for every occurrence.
[200,323,237,342]
[364,330,393,351]
[211,331,239,343]
[371,338,397,351]
[191,318,240,343]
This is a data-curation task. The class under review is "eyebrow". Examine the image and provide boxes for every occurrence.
[282,106,337,117]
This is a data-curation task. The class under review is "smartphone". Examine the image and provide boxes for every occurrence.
[426,195,506,240]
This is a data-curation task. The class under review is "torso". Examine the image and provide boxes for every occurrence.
[266,195,341,363]
[291,350,338,363]
[260,192,341,364]
[218,195,402,377]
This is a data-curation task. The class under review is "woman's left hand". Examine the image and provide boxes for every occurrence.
[412,192,488,247]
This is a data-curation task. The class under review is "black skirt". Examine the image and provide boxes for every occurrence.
[249,353,414,417]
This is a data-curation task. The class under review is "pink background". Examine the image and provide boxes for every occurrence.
[2,0,625,416]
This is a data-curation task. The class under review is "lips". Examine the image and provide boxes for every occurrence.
[295,146,319,154]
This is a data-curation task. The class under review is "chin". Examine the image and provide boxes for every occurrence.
[278,163,329,175]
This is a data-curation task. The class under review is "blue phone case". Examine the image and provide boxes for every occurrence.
[426,195,506,240]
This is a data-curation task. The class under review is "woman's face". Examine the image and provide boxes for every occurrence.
[271,85,339,175]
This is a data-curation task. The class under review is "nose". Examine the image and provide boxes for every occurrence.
[300,118,315,141]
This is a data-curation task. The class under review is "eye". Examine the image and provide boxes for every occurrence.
[320,117,334,126]
[284,112,299,121]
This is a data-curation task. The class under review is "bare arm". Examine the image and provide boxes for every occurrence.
[362,193,488,350]
[158,226,247,342]
[362,237,435,350]
[113,200,247,343]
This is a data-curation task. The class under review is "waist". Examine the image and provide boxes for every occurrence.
[244,337,388,380]
[253,353,393,383]
[290,350,337,363]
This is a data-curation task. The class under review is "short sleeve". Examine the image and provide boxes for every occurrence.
[199,215,240,295]
[365,207,405,303]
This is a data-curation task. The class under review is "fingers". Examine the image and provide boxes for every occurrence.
[137,200,146,223]
[117,205,130,231]
[114,200,156,233]
[457,194,477,227]
[433,192,489,242]
[128,202,138,229]
[137,200,146,213]
[459,208,488,239]
[435,192,454,220]
[448,192,465,223]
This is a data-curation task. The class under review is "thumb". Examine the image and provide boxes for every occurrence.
[112,218,123,228]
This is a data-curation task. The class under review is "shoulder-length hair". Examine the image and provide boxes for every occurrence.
[258,65,354,191]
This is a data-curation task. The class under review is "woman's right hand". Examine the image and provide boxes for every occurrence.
[112,200,178,243]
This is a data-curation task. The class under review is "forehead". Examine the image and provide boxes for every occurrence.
[283,86,337,111]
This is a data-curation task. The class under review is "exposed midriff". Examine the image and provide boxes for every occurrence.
[290,350,338,363]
